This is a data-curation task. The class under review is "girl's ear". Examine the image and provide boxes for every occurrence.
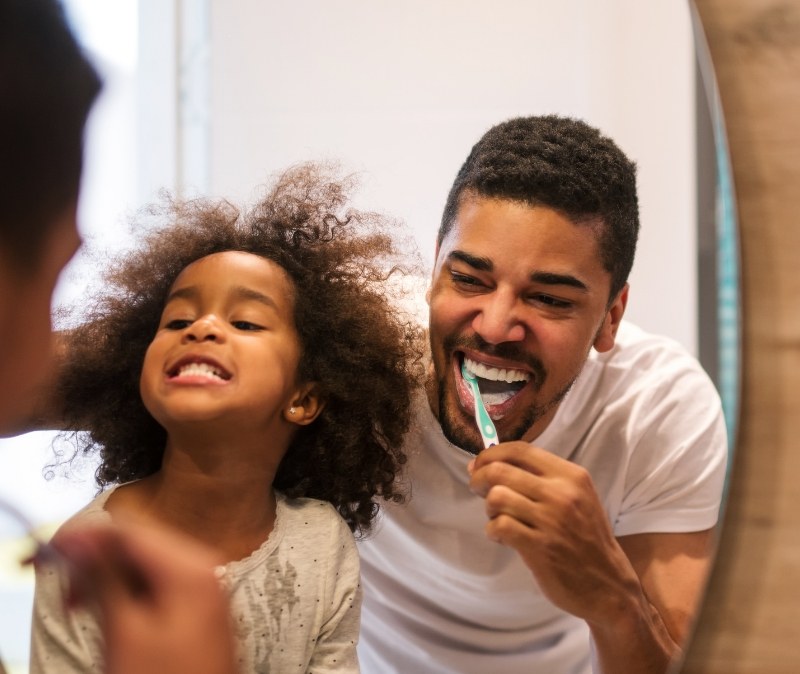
[283,383,325,426]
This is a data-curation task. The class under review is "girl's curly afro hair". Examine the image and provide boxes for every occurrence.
[52,163,425,536]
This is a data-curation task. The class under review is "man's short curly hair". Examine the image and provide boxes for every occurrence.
[53,164,425,536]
[439,115,639,300]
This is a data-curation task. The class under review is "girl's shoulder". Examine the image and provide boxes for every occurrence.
[277,494,355,552]
[52,485,117,538]
[274,496,358,573]
[278,494,349,532]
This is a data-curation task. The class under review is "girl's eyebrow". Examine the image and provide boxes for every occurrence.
[165,285,279,310]
[448,249,588,292]
[232,285,279,310]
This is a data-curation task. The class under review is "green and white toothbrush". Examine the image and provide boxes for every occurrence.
[461,361,499,449]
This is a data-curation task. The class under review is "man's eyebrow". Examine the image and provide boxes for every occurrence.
[530,271,589,293]
[165,285,280,309]
[448,250,589,292]
[447,249,493,271]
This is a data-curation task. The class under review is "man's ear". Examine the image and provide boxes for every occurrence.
[593,284,628,353]
[426,242,442,306]
[283,382,325,426]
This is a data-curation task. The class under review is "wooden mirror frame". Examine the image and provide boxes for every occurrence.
[682,1,800,671]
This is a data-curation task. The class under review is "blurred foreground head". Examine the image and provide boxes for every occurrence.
[0,0,100,430]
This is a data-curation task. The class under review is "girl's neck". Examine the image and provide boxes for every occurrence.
[107,431,288,563]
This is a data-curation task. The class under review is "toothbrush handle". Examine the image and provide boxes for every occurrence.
[461,364,499,449]
[475,399,498,448]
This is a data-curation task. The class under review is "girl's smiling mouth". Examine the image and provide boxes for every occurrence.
[167,357,232,383]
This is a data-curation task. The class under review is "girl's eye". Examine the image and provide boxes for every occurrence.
[165,319,193,330]
[231,320,263,331]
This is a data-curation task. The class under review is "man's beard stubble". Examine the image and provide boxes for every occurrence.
[429,307,612,454]
[435,375,574,455]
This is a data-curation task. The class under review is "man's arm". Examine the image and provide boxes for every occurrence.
[468,443,717,674]
[589,530,715,673]
[620,531,713,636]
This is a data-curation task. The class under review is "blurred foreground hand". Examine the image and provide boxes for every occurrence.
[48,520,238,674]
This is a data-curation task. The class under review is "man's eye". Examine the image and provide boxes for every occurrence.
[451,272,484,288]
[530,294,572,309]
[232,321,263,331]
[165,319,193,330]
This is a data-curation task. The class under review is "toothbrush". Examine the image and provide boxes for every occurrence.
[0,494,61,565]
[461,361,499,449]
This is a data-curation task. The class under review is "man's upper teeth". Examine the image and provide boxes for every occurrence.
[178,362,224,379]
[464,357,530,383]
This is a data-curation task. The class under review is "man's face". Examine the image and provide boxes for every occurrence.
[0,205,81,432]
[426,196,627,454]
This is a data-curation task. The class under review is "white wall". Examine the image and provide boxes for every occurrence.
[206,0,697,352]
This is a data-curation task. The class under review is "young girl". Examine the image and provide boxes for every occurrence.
[30,164,424,673]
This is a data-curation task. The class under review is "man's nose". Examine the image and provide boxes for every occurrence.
[184,315,224,342]
[471,292,526,344]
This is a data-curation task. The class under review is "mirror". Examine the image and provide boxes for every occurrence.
[0,1,738,672]
[681,0,800,671]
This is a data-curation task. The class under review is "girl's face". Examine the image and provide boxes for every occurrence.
[140,251,317,435]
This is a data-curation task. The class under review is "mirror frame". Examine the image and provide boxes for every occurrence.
[682,0,800,671]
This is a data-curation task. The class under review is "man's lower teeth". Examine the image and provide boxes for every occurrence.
[481,392,515,406]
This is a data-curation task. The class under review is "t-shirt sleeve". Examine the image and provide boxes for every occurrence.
[29,552,104,674]
[613,356,729,537]
[307,511,362,674]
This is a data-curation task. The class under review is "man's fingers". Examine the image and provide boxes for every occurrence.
[469,456,546,500]
[470,442,555,474]
[484,484,541,526]
[484,511,541,549]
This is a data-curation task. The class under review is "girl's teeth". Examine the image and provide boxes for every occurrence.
[177,363,224,380]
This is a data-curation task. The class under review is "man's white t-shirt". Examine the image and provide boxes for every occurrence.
[357,321,728,674]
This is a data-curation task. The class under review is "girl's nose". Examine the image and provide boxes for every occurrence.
[184,315,224,342]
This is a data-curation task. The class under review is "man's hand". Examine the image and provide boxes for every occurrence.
[468,442,685,674]
[468,442,642,621]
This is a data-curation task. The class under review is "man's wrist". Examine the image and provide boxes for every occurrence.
[587,589,679,674]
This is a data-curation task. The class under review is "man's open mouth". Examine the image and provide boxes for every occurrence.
[460,355,531,408]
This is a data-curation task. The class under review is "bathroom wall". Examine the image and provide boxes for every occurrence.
[202,0,699,352]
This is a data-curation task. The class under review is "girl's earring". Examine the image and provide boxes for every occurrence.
[288,407,297,416]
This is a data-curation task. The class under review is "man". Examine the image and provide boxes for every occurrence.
[357,116,727,673]
[0,1,236,673]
